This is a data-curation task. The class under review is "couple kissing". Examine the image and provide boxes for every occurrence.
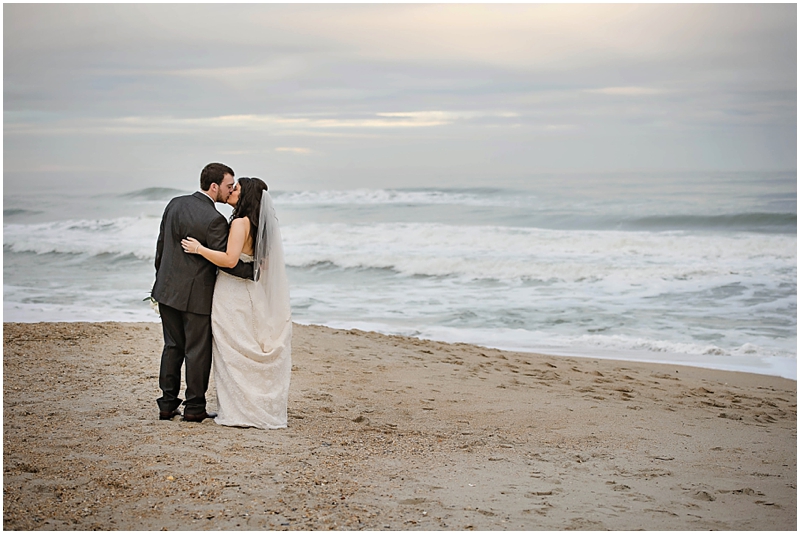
[152,163,292,430]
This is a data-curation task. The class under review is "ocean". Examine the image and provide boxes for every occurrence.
[4,171,796,379]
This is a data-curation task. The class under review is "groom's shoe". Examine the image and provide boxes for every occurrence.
[159,409,182,420]
[182,411,217,423]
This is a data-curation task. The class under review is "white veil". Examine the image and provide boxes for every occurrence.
[254,189,278,283]
[251,190,292,357]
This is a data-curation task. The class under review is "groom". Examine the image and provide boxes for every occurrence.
[152,163,254,422]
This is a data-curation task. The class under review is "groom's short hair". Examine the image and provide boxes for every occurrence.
[200,163,235,191]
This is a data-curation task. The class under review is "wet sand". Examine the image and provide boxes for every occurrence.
[3,321,796,530]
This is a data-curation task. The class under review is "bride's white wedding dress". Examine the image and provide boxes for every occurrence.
[210,193,292,429]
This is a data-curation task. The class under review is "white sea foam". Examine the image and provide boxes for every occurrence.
[3,299,159,323]
[5,218,795,286]
[275,188,528,207]
[3,284,160,323]
[282,222,796,283]
[4,179,796,378]
[4,217,160,259]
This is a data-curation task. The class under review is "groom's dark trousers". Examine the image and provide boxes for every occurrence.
[157,303,214,416]
[152,192,253,416]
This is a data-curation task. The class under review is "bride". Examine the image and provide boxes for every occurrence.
[181,177,291,429]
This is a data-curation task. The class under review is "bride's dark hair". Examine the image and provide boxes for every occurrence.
[230,177,269,242]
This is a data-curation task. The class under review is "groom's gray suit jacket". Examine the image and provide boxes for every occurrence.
[152,191,253,314]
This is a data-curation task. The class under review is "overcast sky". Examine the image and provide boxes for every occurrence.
[4,3,797,193]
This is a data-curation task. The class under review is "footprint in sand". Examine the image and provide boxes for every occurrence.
[692,490,716,502]
[651,372,680,381]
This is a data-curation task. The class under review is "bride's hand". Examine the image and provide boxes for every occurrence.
[181,237,202,254]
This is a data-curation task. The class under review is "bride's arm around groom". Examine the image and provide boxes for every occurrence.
[181,217,251,269]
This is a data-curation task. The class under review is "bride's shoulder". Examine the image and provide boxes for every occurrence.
[230,216,251,235]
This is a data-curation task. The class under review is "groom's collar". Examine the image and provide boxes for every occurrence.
[197,190,215,203]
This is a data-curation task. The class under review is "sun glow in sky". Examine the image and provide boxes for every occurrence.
[4,4,796,193]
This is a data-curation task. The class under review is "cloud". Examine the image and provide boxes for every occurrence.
[544,124,579,131]
[5,110,522,137]
[275,147,311,154]
[115,113,454,130]
[584,87,664,96]
[162,57,309,82]
[2,3,796,186]
[377,111,519,121]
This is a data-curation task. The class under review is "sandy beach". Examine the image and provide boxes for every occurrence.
[3,321,796,530]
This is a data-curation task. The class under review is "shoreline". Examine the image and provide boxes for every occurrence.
[4,321,797,530]
[317,322,798,381]
[4,316,796,381]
